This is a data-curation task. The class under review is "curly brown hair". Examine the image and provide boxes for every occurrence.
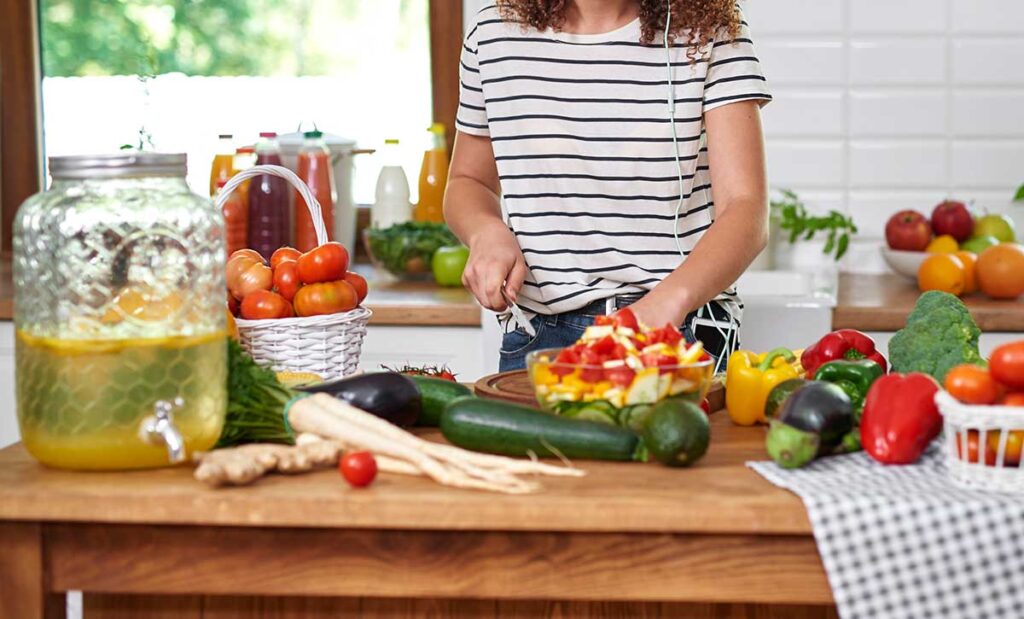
[495,1,741,52]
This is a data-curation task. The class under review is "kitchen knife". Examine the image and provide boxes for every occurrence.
[502,290,537,337]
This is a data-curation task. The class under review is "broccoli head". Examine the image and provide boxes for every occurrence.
[887,291,985,382]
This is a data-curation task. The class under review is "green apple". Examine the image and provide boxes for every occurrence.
[974,214,1016,243]
[431,245,470,287]
[961,235,1000,254]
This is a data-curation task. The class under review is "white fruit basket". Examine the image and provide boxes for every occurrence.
[937,390,1024,493]
[216,165,370,380]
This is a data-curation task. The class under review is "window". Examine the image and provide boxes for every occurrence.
[39,0,435,203]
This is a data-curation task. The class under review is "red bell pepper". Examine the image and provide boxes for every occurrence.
[801,329,888,376]
[860,372,941,465]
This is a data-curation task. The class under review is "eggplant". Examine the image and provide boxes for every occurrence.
[765,381,853,469]
[297,372,422,426]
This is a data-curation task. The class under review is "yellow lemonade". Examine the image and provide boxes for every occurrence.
[15,331,227,470]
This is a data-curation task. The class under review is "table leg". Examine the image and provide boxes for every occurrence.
[0,522,66,619]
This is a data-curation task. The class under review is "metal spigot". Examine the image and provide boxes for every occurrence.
[139,397,186,464]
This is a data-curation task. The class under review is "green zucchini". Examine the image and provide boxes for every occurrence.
[441,397,645,461]
[407,376,473,426]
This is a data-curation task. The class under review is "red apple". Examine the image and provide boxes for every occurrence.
[885,210,932,251]
[931,200,974,242]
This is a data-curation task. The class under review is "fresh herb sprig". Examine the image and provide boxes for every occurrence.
[219,340,296,448]
[771,189,858,261]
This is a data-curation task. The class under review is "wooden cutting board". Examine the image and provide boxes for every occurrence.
[474,370,726,412]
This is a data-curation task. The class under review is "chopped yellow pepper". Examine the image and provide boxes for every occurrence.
[725,348,802,426]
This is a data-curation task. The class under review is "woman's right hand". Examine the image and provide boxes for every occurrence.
[462,222,528,311]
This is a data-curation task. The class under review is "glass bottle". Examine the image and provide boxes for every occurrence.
[414,123,448,223]
[248,132,292,260]
[372,139,411,229]
[294,130,336,252]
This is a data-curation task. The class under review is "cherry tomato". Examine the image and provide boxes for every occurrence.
[342,272,369,304]
[339,451,377,488]
[700,399,711,414]
[240,290,294,320]
[957,430,997,466]
[987,430,1024,467]
[1000,393,1024,407]
[990,341,1024,391]
[296,242,349,284]
[272,260,302,302]
[293,280,358,317]
[605,366,636,387]
[270,246,301,270]
[944,364,1001,405]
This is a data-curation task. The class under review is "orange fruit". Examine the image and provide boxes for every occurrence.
[977,243,1024,300]
[926,235,959,254]
[918,253,966,296]
[953,250,978,294]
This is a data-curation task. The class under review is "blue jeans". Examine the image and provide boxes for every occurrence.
[498,312,699,372]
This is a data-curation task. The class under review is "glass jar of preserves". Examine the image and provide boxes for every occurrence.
[13,153,227,470]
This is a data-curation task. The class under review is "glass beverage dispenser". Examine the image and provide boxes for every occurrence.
[13,154,227,469]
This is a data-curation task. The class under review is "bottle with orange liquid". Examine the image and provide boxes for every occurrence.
[208,134,235,197]
[217,179,248,256]
[294,130,336,252]
[414,123,448,223]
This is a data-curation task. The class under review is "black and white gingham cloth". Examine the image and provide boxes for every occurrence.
[749,445,1024,619]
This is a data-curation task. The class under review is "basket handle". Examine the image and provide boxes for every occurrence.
[215,164,329,247]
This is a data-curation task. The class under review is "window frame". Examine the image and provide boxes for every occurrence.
[0,0,462,252]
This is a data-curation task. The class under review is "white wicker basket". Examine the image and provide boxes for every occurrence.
[216,164,371,380]
[937,390,1024,493]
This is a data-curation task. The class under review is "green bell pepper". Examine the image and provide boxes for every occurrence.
[812,359,884,453]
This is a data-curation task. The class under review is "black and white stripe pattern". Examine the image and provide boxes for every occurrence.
[457,5,771,320]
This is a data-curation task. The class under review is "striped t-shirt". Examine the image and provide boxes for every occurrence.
[456,4,771,323]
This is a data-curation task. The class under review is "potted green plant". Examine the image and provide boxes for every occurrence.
[754,189,857,271]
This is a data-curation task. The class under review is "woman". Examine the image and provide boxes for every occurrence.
[445,0,770,372]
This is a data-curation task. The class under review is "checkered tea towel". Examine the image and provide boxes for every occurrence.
[748,445,1024,619]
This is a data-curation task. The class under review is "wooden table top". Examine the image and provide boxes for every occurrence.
[0,412,810,536]
[833,273,1024,332]
[0,258,481,327]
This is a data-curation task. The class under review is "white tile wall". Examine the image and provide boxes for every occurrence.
[462,0,1024,256]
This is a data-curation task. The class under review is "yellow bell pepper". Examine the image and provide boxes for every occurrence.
[725,348,801,426]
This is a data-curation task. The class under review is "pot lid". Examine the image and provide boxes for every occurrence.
[278,129,356,152]
[49,153,187,180]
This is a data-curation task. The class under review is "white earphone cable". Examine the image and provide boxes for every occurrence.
[664,1,736,374]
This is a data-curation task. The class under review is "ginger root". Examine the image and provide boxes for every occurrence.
[193,441,342,487]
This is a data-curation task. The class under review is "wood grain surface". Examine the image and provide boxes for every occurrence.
[355,264,481,327]
[0,413,809,535]
[50,523,832,605]
[85,595,838,619]
[475,370,726,412]
[833,273,1024,332]
[0,523,65,619]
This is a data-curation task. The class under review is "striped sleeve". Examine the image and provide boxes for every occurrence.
[456,17,489,136]
[702,12,772,112]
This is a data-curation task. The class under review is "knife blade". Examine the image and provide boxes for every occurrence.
[502,290,537,337]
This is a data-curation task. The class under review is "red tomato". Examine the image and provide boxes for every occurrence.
[606,366,636,387]
[957,430,997,466]
[342,272,369,304]
[642,352,678,374]
[591,335,616,356]
[580,347,603,367]
[944,364,1001,405]
[612,308,640,332]
[552,347,580,377]
[1000,393,1024,407]
[339,451,377,488]
[580,367,605,383]
[293,280,358,317]
[700,399,711,414]
[990,341,1024,391]
[988,430,1024,467]
[270,246,301,270]
[296,242,349,284]
[240,290,294,320]
[594,315,614,327]
[272,261,302,302]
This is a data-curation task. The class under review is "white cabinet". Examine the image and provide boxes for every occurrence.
[359,325,492,382]
[0,322,17,448]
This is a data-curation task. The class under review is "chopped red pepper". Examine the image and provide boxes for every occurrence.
[801,329,888,376]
